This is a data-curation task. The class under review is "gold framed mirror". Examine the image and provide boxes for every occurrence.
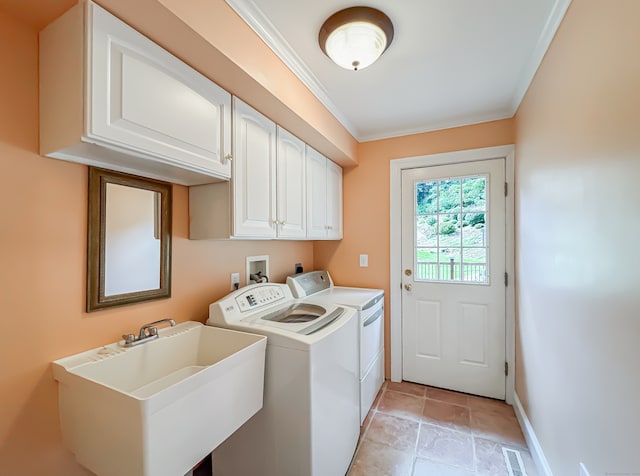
[87,167,172,312]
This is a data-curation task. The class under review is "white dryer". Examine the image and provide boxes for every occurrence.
[207,282,359,476]
[287,271,384,424]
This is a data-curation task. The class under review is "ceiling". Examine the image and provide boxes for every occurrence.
[0,0,571,144]
[227,0,571,142]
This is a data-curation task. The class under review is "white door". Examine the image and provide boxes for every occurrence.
[276,127,306,239]
[232,98,277,238]
[401,159,506,399]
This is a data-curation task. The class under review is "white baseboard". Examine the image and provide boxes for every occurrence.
[513,392,554,476]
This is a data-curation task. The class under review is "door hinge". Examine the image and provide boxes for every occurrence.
[504,272,508,287]
[505,362,509,376]
[504,182,508,197]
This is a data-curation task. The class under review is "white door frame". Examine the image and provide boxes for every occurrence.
[390,145,515,404]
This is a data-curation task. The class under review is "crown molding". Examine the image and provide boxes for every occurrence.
[510,0,573,114]
[359,109,515,143]
[226,0,571,143]
[225,0,360,138]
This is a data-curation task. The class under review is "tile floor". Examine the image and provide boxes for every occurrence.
[348,381,538,476]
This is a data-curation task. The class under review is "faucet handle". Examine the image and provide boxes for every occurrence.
[122,333,136,345]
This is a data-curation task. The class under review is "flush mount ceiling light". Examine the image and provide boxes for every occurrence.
[319,6,394,71]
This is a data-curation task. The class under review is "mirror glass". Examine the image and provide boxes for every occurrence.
[87,168,172,311]
[104,183,161,295]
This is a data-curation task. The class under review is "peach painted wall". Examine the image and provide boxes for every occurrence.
[514,1,640,474]
[314,119,515,376]
[0,10,312,474]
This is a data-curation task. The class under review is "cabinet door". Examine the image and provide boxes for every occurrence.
[306,146,328,239]
[276,128,306,239]
[326,160,343,240]
[233,98,277,238]
[89,3,231,179]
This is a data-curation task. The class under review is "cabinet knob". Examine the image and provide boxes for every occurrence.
[225,154,233,161]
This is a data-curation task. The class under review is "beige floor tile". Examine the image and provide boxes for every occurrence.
[378,390,426,422]
[348,440,414,476]
[474,437,510,476]
[366,412,420,453]
[422,398,471,432]
[416,423,475,471]
[386,380,428,397]
[413,458,475,476]
[474,436,537,476]
[425,387,470,407]
[470,407,527,448]
[351,386,536,476]
[467,395,513,415]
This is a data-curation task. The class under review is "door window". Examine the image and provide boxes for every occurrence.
[415,176,489,284]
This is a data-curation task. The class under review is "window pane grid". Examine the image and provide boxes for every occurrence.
[415,175,489,284]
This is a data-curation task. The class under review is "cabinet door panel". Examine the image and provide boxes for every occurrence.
[277,128,306,239]
[233,99,277,237]
[326,160,343,239]
[306,147,328,239]
[90,4,231,178]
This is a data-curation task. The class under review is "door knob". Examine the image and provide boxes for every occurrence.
[225,154,233,161]
[404,284,412,291]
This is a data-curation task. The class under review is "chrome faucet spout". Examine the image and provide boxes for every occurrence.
[138,318,176,339]
[122,318,176,347]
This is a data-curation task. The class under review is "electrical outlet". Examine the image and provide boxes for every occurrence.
[359,254,369,267]
[230,272,240,290]
[579,462,590,476]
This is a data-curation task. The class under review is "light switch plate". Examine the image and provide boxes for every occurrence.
[359,254,369,267]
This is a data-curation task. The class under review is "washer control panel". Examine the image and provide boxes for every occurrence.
[209,283,293,326]
[236,285,287,312]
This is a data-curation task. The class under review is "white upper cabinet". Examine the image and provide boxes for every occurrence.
[40,1,231,185]
[189,100,310,240]
[232,98,277,238]
[306,146,343,240]
[276,127,307,239]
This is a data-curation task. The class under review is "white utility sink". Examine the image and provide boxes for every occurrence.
[52,321,266,476]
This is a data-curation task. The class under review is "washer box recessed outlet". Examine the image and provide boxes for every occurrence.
[246,255,269,284]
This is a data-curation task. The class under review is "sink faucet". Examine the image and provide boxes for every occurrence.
[122,318,176,347]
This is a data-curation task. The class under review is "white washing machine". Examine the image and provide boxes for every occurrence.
[207,282,359,476]
[287,271,384,424]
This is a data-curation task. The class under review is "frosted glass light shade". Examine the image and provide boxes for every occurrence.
[325,22,387,71]
[319,7,394,71]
